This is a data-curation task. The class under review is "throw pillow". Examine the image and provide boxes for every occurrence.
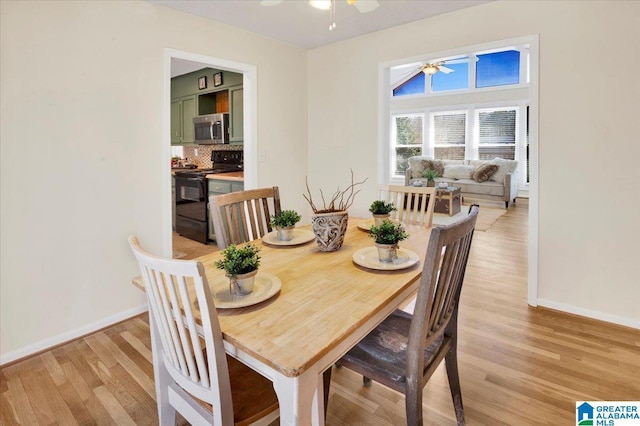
[472,164,498,183]
[442,165,475,180]
[424,160,445,177]
[490,158,518,183]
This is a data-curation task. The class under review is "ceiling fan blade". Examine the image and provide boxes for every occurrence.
[439,65,454,74]
[353,0,380,13]
[260,0,283,6]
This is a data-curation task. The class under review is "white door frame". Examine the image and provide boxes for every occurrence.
[162,48,257,258]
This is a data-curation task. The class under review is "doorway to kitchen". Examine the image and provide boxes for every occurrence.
[163,48,257,258]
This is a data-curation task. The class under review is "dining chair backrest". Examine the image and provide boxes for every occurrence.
[377,184,436,227]
[128,236,234,424]
[209,187,281,249]
[410,204,478,356]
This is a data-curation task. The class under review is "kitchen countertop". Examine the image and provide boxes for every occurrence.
[170,169,244,182]
[206,171,243,182]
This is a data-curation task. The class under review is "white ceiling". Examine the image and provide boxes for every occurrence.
[153,0,492,50]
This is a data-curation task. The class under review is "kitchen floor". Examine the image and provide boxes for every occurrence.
[172,232,220,259]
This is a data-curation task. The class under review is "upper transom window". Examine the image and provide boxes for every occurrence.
[391,47,526,97]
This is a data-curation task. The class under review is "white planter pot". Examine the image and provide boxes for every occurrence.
[228,269,258,296]
[372,213,390,226]
[375,242,398,263]
[276,225,295,241]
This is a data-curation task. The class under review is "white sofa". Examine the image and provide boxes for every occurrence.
[404,156,519,208]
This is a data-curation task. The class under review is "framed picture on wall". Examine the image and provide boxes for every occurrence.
[198,76,207,90]
[213,72,223,87]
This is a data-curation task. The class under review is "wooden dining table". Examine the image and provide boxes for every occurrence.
[133,217,432,425]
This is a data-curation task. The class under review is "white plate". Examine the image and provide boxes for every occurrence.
[357,218,401,231]
[210,272,282,309]
[262,229,315,246]
[352,247,420,271]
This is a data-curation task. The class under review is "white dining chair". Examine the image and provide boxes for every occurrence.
[377,184,436,227]
[128,236,279,426]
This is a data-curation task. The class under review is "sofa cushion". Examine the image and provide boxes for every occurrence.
[440,178,505,197]
[490,158,518,183]
[472,164,498,183]
[443,165,475,180]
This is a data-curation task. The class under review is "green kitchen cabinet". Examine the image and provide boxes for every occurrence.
[229,85,244,143]
[208,179,244,242]
[171,95,196,145]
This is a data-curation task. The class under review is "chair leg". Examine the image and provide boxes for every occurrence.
[505,201,509,208]
[363,376,371,387]
[445,347,465,426]
[405,382,423,425]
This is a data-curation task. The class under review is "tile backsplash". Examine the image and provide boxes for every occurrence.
[182,144,243,168]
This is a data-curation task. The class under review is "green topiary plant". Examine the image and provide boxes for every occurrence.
[368,220,409,245]
[270,210,302,228]
[422,169,438,181]
[369,200,396,215]
[214,244,261,276]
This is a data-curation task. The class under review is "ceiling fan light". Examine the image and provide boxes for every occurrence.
[422,65,438,75]
[309,0,331,10]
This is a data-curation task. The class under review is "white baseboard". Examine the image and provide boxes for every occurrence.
[0,304,149,366]
[536,299,640,330]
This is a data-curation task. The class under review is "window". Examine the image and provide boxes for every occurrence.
[476,50,520,88]
[477,108,517,160]
[393,72,425,97]
[431,59,469,92]
[391,114,423,176]
[391,47,525,97]
[387,39,532,188]
[431,111,467,160]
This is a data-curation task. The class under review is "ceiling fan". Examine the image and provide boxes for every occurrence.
[420,61,454,75]
[261,1,380,30]
[260,0,380,14]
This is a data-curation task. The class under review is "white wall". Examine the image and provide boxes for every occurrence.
[308,1,640,326]
[0,0,308,362]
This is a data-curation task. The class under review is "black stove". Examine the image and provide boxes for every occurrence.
[174,150,243,243]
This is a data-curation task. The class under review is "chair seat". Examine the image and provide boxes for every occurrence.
[195,354,279,426]
[339,309,444,392]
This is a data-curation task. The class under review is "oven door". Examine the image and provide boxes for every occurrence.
[175,176,207,222]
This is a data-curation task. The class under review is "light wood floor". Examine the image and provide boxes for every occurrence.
[2,199,639,425]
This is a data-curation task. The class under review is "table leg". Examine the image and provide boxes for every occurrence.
[273,368,324,426]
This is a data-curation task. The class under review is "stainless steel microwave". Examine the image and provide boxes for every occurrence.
[193,113,229,144]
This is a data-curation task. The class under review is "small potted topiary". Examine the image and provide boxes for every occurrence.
[368,220,409,262]
[422,169,438,187]
[369,200,396,226]
[214,243,261,295]
[270,210,302,241]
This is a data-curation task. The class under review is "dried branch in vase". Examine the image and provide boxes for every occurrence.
[303,170,368,214]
